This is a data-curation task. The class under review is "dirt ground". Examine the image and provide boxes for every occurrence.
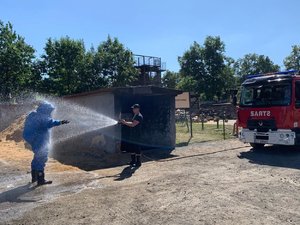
[1,122,300,224]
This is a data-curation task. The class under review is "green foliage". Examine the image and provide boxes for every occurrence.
[75,47,107,93]
[176,75,197,92]
[162,70,179,89]
[0,21,35,100]
[40,36,138,96]
[222,56,238,96]
[284,45,300,71]
[95,36,138,87]
[41,37,86,95]
[1,20,300,101]
[178,36,235,100]
[234,53,280,83]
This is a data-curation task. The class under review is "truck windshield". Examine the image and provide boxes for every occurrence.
[240,82,291,107]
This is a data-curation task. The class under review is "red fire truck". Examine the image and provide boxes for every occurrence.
[237,70,300,148]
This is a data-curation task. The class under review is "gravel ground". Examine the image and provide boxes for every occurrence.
[1,139,300,225]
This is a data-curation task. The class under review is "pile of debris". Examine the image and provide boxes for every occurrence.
[0,116,79,172]
[196,103,237,120]
[0,103,33,131]
[0,115,129,171]
[176,103,237,123]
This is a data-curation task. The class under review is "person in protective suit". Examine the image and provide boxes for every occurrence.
[23,102,69,186]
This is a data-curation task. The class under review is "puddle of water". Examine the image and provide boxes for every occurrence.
[0,172,105,223]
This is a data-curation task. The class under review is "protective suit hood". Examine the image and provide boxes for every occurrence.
[37,102,55,115]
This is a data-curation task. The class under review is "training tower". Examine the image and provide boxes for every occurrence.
[134,54,166,86]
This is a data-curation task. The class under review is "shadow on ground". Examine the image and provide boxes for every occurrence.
[114,166,139,181]
[238,145,300,170]
[0,184,37,203]
[176,137,192,147]
[52,132,177,171]
[52,148,177,172]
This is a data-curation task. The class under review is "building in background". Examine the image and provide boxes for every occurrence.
[52,86,181,170]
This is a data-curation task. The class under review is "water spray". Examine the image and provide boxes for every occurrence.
[19,92,118,144]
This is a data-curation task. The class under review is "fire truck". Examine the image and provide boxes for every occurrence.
[237,70,300,148]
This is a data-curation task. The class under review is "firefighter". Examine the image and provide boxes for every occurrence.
[120,104,143,167]
[23,102,69,185]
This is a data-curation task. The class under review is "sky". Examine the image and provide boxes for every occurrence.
[1,0,300,72]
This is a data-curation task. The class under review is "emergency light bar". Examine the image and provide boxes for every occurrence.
[246,70,299,79]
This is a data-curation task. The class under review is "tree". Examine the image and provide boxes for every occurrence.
[39,36,138,96]
[178,41,206,96]
[234,53,280,82]
[284,45,300,71]
[178,36,235,100]
[41,37,86,96]
[176,75,197,92]
[75,46,108,93]
[29,59,46,92]
[94,36,138,87]
[0,21,35,101]
[221,56,238,98]
[162,70,179,89]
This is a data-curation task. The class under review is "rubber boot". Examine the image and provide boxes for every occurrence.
[37,171,52,186]
[129,154,136,167]
[31,170,38,183]
[134,155,142,168]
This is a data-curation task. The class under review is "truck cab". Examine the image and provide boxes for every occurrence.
[237,70,300,148]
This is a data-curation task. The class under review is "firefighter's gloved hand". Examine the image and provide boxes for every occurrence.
[61,120,70,125]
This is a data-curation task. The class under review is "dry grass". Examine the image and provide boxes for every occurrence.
[176,122,235,146]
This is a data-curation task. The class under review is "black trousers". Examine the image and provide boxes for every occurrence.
[130,143,141,154]
[121,140,141,154]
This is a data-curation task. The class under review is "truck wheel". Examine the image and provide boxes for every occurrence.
[250,143,265,149]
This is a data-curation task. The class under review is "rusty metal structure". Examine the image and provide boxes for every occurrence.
[134,54,166,86]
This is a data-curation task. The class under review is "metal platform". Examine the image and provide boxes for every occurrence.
[134,54,166,86]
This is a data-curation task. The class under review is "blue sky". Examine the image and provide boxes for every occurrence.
[1,0,299,72]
